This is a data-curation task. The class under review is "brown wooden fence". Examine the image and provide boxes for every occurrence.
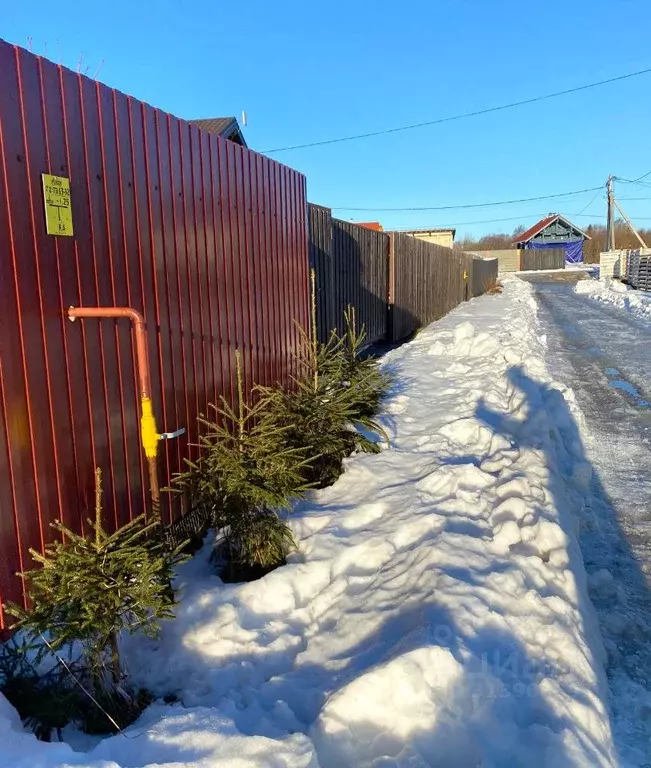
[520,248,565,271]
[0,40,309,626]
[307,215,497,346]
[332,219,389,344]
[388,233,473,342]
[307,204,335,340]
[308,205,389,344]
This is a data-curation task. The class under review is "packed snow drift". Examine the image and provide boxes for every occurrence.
[576,278,651,322]
[1,278,618,767]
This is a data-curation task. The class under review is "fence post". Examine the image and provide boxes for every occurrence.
[465,253,472,302]
[387,232,396,342]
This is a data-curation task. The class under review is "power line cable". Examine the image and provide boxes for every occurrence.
[390,211,609,230]
[329,186,602,212]
[576,188,605,216]
[341,181,651,228]
[615,176,651,188]
[394,211,651,231]
[391,214,548,229]
[263,66,651,153]
[616,169,651,184]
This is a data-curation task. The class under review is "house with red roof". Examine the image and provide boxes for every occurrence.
[514,214,590,263]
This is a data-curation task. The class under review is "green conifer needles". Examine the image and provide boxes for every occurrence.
[172,282,392,574]
[171,352,311,574]
[263,305,390,488]
[5,469,186,684]
[337,307,393,421]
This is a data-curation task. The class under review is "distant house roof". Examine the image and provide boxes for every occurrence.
[400,227,456,238]
[514,214,591,244]
[189,117,247,147]
[354,221,384,231]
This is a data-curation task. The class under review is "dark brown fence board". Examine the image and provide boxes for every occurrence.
[0,40,310,625]
[308,206,389,345]
[310,223,478,346]
[389,233,472,341]
[520,248,565,271]
[330,220,389,344]
[308,204,335,343]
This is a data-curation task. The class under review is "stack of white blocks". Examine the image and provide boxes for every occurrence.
[599,250,629,279]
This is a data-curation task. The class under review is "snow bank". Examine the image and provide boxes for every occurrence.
[0,692,317,768]
[1,278,616,767]
[516,266,595,275]
[576,278,651,322]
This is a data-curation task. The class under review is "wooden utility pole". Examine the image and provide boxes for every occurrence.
[613,198,648,248]
[606,175,616,251]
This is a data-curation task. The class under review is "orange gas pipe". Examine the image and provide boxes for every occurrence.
[67,306,160,511]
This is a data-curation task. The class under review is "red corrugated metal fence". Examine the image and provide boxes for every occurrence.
[0,40,309,625]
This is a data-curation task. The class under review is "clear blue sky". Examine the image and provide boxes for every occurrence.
[3,0,651,239]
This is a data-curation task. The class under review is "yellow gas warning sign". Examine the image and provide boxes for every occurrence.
[42,174,73,236]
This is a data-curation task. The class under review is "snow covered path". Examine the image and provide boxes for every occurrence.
[2,280,618,767]
[534,281,651,767]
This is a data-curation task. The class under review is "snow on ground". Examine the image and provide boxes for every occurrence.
[576,277,651,322]
[566,263,599,272]
[1,279,618,767]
